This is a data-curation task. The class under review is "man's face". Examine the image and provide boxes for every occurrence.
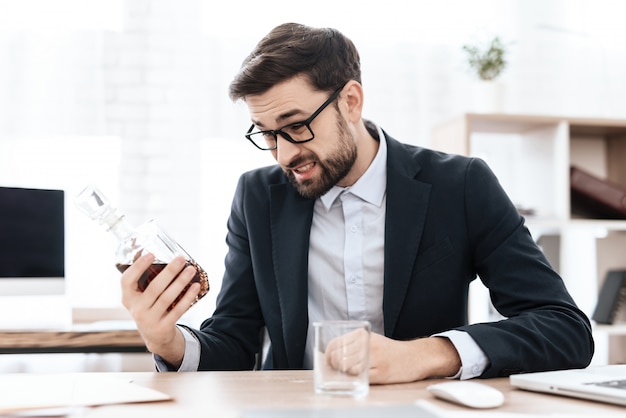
[246,77,357,199]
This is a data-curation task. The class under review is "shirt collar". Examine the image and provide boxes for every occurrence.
[319,124,387,210]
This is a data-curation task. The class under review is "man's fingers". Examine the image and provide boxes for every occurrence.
[140,256,187,301]
[120,254,199,319]
[153,264,200,313]
[325,329,369,375]
[120,252,155,292]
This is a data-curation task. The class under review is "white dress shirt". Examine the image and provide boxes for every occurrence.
[158,125,488,379]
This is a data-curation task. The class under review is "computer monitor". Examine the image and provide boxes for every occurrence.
[0,186,66,296]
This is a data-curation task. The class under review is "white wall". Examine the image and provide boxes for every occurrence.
[1,0,626,326]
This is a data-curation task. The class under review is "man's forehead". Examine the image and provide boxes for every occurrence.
[246,79,321,127]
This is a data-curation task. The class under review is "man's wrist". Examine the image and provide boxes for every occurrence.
[146,327,186,370]
[424,336,462,378]
[433,330,489,379]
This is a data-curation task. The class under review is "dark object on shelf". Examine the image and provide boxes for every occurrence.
[570,166,626,219]
[592,270,626,325]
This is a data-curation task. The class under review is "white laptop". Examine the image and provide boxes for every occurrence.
[510,365,626,406]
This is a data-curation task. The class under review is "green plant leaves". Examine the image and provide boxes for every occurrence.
[463,37,507,81]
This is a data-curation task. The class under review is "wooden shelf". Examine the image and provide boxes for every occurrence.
[594,323,626,335]
[0,328,146,354]
[432,113,626,365]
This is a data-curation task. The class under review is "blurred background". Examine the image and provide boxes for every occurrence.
[1,0,625,335]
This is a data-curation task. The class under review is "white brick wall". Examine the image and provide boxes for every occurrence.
[103,0,208,260]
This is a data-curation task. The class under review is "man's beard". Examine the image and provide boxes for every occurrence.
[284,116,357,200]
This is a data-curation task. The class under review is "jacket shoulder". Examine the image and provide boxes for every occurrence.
[385,133,477,179]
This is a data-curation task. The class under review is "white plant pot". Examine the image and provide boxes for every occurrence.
[471,80,505,113]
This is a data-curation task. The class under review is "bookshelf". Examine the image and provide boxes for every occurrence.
[432,113,626,365]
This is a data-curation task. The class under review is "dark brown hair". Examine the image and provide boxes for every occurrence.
[228,23,361,101]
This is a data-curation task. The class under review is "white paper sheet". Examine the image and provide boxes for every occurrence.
[0,373,171,414]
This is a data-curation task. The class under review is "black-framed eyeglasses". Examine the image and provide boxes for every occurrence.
[244,85,345,151]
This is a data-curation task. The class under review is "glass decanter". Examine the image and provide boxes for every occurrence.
[75,185,209,309]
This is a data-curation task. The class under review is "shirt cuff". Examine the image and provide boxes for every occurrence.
[432,329,489,380]
[153,324,201,372]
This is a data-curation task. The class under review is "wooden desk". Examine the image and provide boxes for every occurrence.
[0,329,146,354]
[78,370,624,417]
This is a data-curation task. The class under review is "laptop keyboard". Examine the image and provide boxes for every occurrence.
[587,379,626,390]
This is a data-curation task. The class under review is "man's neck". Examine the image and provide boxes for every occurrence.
[338,120,381,188]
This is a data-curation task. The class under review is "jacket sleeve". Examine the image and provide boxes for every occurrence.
[192,172,265,371]
[458,158,594,378]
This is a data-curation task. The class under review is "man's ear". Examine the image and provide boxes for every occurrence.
[341,80,364,123]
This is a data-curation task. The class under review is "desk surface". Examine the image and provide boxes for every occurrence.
[74,370,625,417]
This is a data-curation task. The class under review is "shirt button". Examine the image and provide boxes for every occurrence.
[350,225,358,233]
[349,275,358,283]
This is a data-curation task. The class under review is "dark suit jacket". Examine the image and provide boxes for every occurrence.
[192,131,594,378]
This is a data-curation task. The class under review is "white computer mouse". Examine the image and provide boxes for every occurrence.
[427,381,505,409]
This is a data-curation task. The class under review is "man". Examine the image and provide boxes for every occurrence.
[121,23,594,383]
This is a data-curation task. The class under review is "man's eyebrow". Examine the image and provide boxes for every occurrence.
[251,108,307,129]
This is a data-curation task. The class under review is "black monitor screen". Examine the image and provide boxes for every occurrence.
[0,186,65,278]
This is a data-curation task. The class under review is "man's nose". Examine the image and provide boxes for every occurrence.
[274,134,301,166]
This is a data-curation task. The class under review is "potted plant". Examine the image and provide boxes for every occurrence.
[462,37,508,112]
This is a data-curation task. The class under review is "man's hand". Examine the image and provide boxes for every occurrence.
[120,252,201,369]
[324,328,369,376]
[369,333,462,384]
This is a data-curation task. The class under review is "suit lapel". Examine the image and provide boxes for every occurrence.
[269,183,315,368]
[383,136,431,336]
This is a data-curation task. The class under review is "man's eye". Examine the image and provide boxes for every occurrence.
[285,123,306,133]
